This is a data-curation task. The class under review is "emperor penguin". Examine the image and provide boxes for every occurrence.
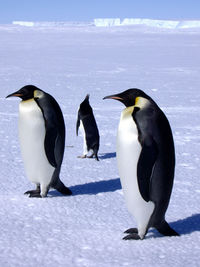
[76,94,100,161]
[103,88,179,239]
[6,85,72,198]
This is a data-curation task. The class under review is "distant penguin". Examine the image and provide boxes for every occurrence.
[6,85,72,198]
[76,94,100,161]
[104,88,179,239]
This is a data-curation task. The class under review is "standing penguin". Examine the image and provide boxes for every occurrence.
[76,94,100,161]
[104,88,179,239]
[6,85,72,198]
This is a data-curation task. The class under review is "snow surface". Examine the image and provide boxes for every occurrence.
[0,23,200,267]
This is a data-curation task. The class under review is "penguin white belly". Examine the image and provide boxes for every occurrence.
[117,107,155,237]
[19,100,55,186]
[80,120,88,155]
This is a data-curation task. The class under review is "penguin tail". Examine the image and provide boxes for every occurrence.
[155,220,179,237]
[53,179,72,196]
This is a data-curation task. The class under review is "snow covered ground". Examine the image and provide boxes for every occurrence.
[0,23,200,266]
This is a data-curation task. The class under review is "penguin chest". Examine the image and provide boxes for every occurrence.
[117,110,142,201]
[79,120,86,140]
[117,108,155,225]
[19,100,55,185]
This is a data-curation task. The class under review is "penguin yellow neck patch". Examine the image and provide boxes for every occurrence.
[121,97,149,119]
[135,97,149,108]
[34,90,44,99]
[121,106,134,119]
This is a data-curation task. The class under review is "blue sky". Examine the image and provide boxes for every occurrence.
[0,0,200,23]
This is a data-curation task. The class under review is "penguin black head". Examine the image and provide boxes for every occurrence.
[79,94,92,115]
[103,88,151,107]
[6,85,43,101]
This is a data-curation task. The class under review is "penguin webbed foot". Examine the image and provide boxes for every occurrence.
[123,228,141,240]
[87,155,99,161]
[124,228,138,234]
[77,155,87,159]
[24,184,41,196]
[77,152,99,161]
[24,191,42,198]
[123,233,141,240]
[86,156,92,159]
[86,153,99,161]
[24,189,40,196]
[29,192,42,198]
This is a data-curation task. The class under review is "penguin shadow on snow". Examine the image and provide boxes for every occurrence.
[171,213,200,235]
[98,152,116,160]
[49,178,121,196]
[49,153,118,197]
[146,213,200,239]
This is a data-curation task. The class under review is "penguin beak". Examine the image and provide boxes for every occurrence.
[103,92,133,107]
[103,94,123,101]
[6,91,23,98]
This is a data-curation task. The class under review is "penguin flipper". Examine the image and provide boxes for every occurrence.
[35,96,61,168]
[137,138,158,202]
[44,127,57,168]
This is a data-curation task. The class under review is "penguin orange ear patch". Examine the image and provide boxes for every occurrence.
[135,97,139,105]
